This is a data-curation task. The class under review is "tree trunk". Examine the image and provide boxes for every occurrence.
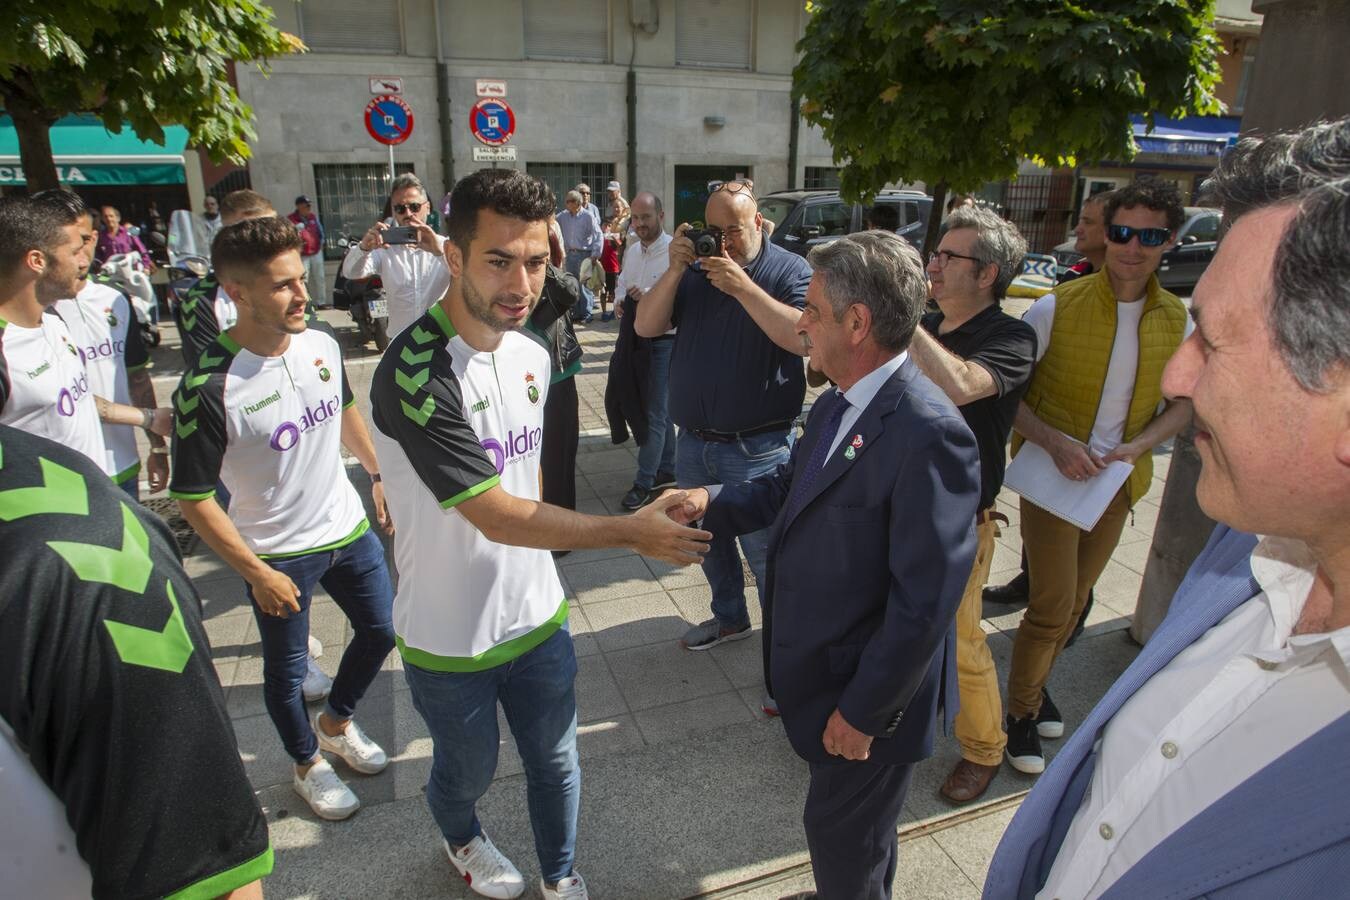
[4,93,60,193]
[922,180,947,261]
[1131,427,1216,645]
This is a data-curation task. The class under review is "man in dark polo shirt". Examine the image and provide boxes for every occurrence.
[910,205,1038,803]
[635,179,813,659]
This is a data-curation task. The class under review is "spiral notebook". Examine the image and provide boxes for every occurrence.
[1004,442,1134,531]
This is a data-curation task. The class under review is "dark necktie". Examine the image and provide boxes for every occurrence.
[784,392,850,522]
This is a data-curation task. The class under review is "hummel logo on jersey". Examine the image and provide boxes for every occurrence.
[268,394,341,452]
[26,361,52,379]
[243,390,282,416]
[470,397,490,414]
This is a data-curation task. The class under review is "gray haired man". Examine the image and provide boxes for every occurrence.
[342,173,451,339]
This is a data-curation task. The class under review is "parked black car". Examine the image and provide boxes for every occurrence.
[1054,206,1222,290]
[759,189,933,257]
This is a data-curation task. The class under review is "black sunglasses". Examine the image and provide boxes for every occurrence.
[393,202,424,214]
[1107,224,1170,247]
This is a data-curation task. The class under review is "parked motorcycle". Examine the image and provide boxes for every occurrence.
[98,254,162,348]
[166,254,212,313]
[332,238,390,351]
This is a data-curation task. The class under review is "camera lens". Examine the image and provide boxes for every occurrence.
[694,234,718,256]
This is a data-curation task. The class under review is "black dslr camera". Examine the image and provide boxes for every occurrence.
[684,226,724,257]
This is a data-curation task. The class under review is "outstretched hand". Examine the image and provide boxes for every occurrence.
[631,490,712,565]
[654,487,709,526]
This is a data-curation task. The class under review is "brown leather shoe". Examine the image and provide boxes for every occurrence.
[940,758,1000,803]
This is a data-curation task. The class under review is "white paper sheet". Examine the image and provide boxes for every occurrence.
[1004,441,1134,531]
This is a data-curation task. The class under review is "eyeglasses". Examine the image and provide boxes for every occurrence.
[393,202,424,214]
[1107,224,1170,247]
[927,250,982,268]
[708,179,755,198]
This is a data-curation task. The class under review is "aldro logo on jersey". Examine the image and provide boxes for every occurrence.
[479,425,543,474]
[56,370,91,417]
[269,394,342,452]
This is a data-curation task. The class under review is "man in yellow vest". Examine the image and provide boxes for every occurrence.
[1005,180,1194,774]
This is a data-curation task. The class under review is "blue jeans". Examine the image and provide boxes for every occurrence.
[634,337,677,490]
[676,428,794,630]
[564,250,594,319]
[247,528,395,763]
[118,478,139,501]
[403,627,580,884]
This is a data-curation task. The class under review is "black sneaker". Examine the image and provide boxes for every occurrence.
[982,573,1029,607]
[653,471,677,490]
[620,484,652,511]
[1005,714,1045,774]
[1036,688,1064,739]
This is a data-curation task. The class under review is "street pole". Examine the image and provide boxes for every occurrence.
[389,144,396,182]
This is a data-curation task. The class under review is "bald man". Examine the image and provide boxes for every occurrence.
[635,180,812,671]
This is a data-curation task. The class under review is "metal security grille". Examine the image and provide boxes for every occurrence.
[804,167,841,190]
[523,0,609,62]
[206,169,251,200]
[300,0,403,54]
[526,162,617,213]
[312,163,415,260]
[677,0,752,70]
[982,173,1077,254]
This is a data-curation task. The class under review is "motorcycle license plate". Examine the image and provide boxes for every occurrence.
[367,299,388,318]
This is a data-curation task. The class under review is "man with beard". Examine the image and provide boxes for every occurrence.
[369,168,711,900]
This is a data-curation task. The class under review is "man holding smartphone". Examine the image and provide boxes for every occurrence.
[342,173,451,340]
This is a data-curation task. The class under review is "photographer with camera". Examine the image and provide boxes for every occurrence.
[341,173,451,341]
[634,179,812,662]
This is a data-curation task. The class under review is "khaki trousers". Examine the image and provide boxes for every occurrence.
[953,517,1005,766]
[1007,488,1130,719]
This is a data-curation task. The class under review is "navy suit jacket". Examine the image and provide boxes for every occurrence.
[704,358,980,766]
[983,525,1350,898]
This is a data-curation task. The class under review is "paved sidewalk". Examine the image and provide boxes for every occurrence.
[144,308,1166,898]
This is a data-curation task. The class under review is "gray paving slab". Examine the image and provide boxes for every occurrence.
[930,803,1020,889]
[566,554,669,604]
[606,641,737,711]
[582,592,693,652]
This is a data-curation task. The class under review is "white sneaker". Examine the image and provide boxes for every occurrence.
[444,832,525,899]
[541,873,589,899]
[293,757,360,820]
[313,712,388,774]
[308,634,323,658]
[302,657,333,702]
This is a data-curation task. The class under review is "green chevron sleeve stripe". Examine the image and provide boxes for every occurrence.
[0,456,89,520]
[48,502,153,593]
[102,578,194,673]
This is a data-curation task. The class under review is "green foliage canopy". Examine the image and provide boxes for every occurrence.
[794,0,1224,203]
[0,0,300,189]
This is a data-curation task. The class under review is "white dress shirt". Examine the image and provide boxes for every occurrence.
[341,239,451,340]
[615,232,674,334]
[1039,535,1350,900]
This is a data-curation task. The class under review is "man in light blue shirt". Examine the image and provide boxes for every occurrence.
[559,190,601,323]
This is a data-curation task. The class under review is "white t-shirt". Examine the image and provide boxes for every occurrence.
[1023,293,1192,457]
[0,311,106,467]
[168,325,368,557]
[53,281,150,483]
[371,305,567,670]
[341,241,451,340]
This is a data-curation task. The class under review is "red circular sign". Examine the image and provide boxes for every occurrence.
[469,99,516,146]
[365,95,415,146]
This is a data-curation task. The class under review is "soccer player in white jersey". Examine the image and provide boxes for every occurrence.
[170,216,396,821]
[370,168,711,900]
[0,192,170,463]
[53,203,168,498]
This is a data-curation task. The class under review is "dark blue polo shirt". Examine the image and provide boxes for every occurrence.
[668,240,812,433]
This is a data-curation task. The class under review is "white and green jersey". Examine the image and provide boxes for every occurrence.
[0,310,106,469]
[168,325,369,557]
[53,280,151,485]
[371,304,566,671]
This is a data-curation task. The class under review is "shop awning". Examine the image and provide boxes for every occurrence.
[1131,114,1242,158]
[0,114,189,186]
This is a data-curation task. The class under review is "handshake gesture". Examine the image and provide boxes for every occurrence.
[627,489,713,566]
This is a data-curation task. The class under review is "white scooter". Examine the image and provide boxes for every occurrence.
[99,254,162,348]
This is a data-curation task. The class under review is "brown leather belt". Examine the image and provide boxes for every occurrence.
[977,508,1009,526]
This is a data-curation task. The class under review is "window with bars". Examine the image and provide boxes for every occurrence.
[300,0,403,54]
[526,162,617,213]
[523,0,609,62]
[676,0,752,70]
[312,163,415,260]
[804,167,841,190]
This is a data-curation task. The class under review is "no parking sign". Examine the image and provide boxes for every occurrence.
[470,98,516,146]
[365,95,415,145]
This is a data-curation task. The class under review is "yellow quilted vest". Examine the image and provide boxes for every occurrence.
[1012,270,1187,507]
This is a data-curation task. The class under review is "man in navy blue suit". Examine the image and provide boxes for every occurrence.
[984,117,1350,899]
[670,231,981,899]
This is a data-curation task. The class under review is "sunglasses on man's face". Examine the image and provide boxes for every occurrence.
[394,202,424,214]
[1107,224,1171,247]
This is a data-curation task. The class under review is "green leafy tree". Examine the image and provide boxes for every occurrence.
[0,1,301,192]
[795,0,1223,255]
